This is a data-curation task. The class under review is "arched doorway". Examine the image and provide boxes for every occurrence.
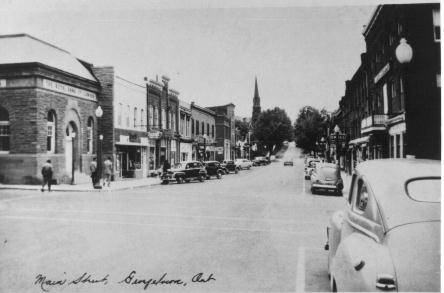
[65,122,79,179]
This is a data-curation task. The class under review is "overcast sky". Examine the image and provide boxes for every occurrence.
[1,0,399,121]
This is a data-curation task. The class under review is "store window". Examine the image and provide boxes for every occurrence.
[390,135,394,158]
[433,9,440,42]
[87,117,94,154]
[47,110,56,153]
[396,134,401,158]
[0,106,10,152]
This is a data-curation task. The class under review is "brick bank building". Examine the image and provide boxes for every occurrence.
[0,34,102,184]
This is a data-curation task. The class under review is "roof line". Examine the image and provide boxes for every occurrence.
[0,33,71,54]
[115,75,144,88]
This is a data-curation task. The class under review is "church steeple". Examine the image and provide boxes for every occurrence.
[252,76,261,125]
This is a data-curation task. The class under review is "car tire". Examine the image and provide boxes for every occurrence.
[206,175,210,180]
[185,179,190,183]
[216,172,222,179]
[248,166,251,170]
[162,180,169,185]
[235,168,239,174]
[310,187,316,194]
[198,175,205,182]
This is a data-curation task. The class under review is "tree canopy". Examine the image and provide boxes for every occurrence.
[235,119,250,141]
[253,107,294,154]
[293,106,330,153]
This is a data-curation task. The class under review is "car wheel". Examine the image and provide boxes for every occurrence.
[185,179,190,183]
[162,180,169,185]
[216,172,222,179]
[235,168,239,174]
[198,175,205,182]
[336,190,342,196]
[248,166,251,170]
[310,187,316,194]
[176,176,183,184]
[206,175,210,180]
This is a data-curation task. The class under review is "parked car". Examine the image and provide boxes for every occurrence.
[253,156,270,166]
[221,160,240,174]
[161,161,207,184]
[326,159,440,292]
[203,161,223,179]
[283,160,293,166]
[304,158,321,179]
[235,159,253,170]
[310,163,343,195]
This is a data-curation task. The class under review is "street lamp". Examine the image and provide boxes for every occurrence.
[95,106,103,188]
[71,132,76,185]
[395,38,413,64]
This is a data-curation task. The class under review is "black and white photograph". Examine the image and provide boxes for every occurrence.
[0,0,441,292]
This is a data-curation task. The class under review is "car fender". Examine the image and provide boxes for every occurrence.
[328,211,345,272]
[173,171,185,178]
[331,225,395,292]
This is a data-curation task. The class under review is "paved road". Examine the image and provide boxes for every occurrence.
[0,143,347,292]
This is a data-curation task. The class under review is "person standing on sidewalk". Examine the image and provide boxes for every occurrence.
[41,160,53,192]
[90,158,98,187]
[162,160,171,175]
[103,157,113,188]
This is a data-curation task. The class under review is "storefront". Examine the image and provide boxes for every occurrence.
[179,141,193,162]
[115,135,148,179]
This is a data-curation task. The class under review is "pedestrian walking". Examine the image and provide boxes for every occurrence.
[41,160,53,192]
[90,158,98,187]
[103,157,113,188]
[162,160,171,175]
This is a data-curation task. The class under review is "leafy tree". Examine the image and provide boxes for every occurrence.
[253,107,294,154]
[294,106,330,153]
[235,119,250,141]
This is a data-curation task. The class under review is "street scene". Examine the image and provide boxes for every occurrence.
[0,1,441,292]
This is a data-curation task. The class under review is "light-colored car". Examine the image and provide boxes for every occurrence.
[304,158,321,179]
[235,159,253,170]
[310,163,343,195]
[326,159,440,292]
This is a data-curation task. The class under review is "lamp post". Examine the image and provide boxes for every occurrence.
[334,125,340,168]
[71,132,76,185]
[320,137,326,159]
[95,106,103,188]
[395,38,413,157]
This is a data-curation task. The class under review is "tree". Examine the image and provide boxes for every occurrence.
[253,107,294,154]
[235,119,250,141]
[294,106,329,153]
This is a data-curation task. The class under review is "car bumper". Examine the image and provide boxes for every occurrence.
[312,183,338,191]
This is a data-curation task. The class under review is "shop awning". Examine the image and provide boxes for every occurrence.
[115,142,148,147]
[348,136,369,145]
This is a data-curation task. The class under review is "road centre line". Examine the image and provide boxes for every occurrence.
[1,215,309,235]
[295,246,306,292]
[11,207,322,226]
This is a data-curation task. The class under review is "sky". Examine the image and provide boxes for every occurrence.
[1,0,420,121]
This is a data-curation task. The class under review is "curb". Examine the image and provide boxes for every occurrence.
[0,182,161,192]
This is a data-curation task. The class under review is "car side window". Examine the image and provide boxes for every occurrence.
[349,174,358,205]
[186,163,193,169]
[356,180,369,212]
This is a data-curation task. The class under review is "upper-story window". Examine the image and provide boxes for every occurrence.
[191,119,195,135]
[140,109,145,130]
[161,109,166,129]
[201,122,205,136]
[134,107,138,128]
[126,105,130,127]
[212,125,215,137]
[171,112,175,131]
[433,9,440,42]
[153,107,158,128]
[148,105,154,127]
[87,117,94,154]
[47,110,56,153]
[196,120,199,135]
[118,103,122,126]
[0,106,10,153]
[207,123,210,136]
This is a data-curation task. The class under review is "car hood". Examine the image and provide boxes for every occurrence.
[385,221,440,292]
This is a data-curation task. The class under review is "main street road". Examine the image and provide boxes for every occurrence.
[0,143,347,293]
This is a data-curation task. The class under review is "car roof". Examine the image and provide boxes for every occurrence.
[204,161,218,163]
[355,159,441,229]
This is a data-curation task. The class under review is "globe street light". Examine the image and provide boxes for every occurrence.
[395,38,413,64]
[95,106,103,188]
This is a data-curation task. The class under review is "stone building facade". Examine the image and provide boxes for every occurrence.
[0,34,101,184]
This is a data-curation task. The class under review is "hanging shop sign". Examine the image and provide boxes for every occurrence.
[148,130,162,139]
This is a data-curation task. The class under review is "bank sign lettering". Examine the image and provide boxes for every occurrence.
[42,79,97,101]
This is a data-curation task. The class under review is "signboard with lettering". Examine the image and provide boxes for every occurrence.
[42,79,97,101]
[129,134,139,143]
[330,133,347,143]
[148,130,162,139]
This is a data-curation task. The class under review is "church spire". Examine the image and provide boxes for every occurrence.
[252,76,261,125]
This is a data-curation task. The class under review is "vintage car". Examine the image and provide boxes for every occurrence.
[310,163,343,195]
[304,158,321,179]
[161,161,207,184]
[326,159,440,292]
[253,156,270,166]
[283,160,294,166]
[203,161,224,179]
[235,159,253,170]
[220,160,240,174]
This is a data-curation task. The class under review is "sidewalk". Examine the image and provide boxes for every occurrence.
[0,177,162,192]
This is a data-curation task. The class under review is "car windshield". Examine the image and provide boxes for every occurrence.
[172,163,182,169]
[318,166,338,179]
[406,177,441,202]
[308,161,319,168]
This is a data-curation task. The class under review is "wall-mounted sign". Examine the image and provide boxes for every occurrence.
[148,130,162,139]
[374,63,390,84]
[42,79,97,101]
[129,134,139,143]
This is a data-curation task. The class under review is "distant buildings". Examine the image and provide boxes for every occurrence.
[332,3,440,172]
[0,33,239,184]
